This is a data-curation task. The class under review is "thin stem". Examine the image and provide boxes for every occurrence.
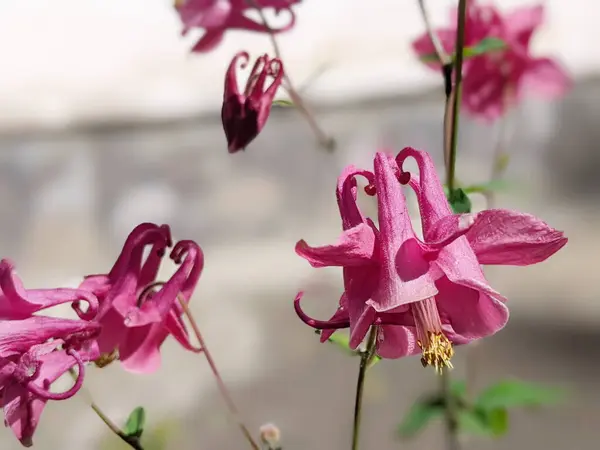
[440,368,461,450]
[351,327,378,450]
[69,369,144,450]
[485,85,514,208]
[177,296,260,450]
[416,0,454,169]
[446,0,468,193]
[249,1,335,151]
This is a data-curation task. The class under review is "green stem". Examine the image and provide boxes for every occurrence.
[177,296,260,450]
[446,0,468,192]
[441,368,461,450]
[69,369,144,450]
[351,327,378,450]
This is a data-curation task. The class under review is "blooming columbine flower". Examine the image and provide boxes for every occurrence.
[176,0,298,53]
[294,148,566,370]
[1,317,100,447]
[222,51,284,153]
[79,223,204,373]
[412,1,571,120]
[0,261,101,446]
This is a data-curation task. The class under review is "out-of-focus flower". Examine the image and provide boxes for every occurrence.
[412,1,571,120]
[176,0,298,53]
[79,223,203,373]
[0,316,101,447]
[222,52,284,153]
[294,148,567,370]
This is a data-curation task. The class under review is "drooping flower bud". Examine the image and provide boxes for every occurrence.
[221,52,284,153]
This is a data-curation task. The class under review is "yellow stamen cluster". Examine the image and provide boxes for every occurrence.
[93,349,119,369]
[417,332,454,373]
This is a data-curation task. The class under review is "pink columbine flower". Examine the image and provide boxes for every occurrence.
[294,148,566,370]
[176,0,298,53]
[222,51,284,153]
[0,317,101,446]
[79,223,203,374]
[412,1,571,120]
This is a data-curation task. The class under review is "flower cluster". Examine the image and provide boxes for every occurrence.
[294,147,566,369]
[0,223,203,446]
[412,0,571,120]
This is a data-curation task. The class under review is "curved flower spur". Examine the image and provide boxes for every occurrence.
[222,51,284,153]
[79,223,204,374]
[0,262,102,446]
[294,148,566,371]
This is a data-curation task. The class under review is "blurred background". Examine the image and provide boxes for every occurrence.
[0,0,598,449]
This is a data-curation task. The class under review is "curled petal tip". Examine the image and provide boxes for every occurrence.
[293,292,350,330]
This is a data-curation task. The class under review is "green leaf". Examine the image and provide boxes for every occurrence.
[420,37,507,63]
[448,188,472,213]
[398,400,444,438]
[451,380,467,398]
[485,407,509,437]
[457,409,492,436]
[272,99,294,107]
[123,407,146,438]
[368,354,382,368]
[476,380,564,411]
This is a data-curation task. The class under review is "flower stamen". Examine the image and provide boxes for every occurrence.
[411,297,454,372]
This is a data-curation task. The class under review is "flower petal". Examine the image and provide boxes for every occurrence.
[372,152,437,311]
[0,317,100,358]
[504,4,544,47]
[375,325,418,359]
[119,324,166,374]
[0,260,98,320]
[522,57,572,99]
[295,223,377,268]
[436,275,509,340]
[465,209,567,265]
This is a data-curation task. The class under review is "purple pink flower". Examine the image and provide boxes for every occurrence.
[79,223,204,374]
[176,0,298,53]
[412,1,571,120]
[294,147,566,370]
[222,52,284,153]
[0,261,101,446]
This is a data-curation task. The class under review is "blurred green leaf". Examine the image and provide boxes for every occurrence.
[448,188,472,213]
[123,407,146,438]
[420,37,507,63]
[398,399,444,438]
[272,99,294,107]
[462,179,509,194]
[485,407,509,437]
[476,380,564,410]
[457,409,491,436]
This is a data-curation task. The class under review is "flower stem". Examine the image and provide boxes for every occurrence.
[69,369,144,450]
[440,368,461,450]
[351,327,378,450]
[177,296,260,450]
[446,0,468,193]
[250,1,335,152]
